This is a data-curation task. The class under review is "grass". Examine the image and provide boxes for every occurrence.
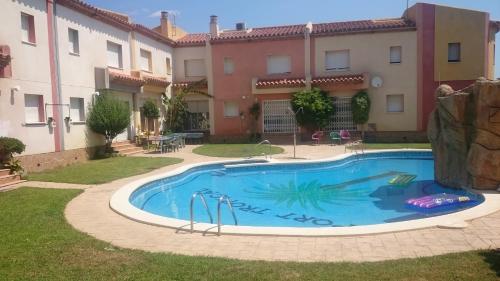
[348,143,432,150]
[193,144,284,158]
[0,187,499,281]
[27,156,183,184]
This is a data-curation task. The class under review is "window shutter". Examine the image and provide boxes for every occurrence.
[24,94,42,123]
[107,42,122,68]
[386,95,404,112]
[325,50,350,70]
[267,56,291,74]
[224,58,234,74]
[140,49,151,71]
[70,97,85,121]
[390,46,401,63]
[223,102,239,117]
[68,28,79,54]
[184,59,206,77]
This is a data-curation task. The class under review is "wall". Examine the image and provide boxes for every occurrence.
[0,0,55,155]
[313,31,418,131]
[172,46,207,82]
[434,5,488,81]
[211,38,305,135]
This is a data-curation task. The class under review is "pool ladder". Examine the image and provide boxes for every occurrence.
[254,140,272,160]
[190,193,238,235]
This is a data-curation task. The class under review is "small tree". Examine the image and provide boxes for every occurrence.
[248,102,261,141]
[87,93,130,152]
[140,99,160,135]
[351,91,371,138]
[291,88,334,131]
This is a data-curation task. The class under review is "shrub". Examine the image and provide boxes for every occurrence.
[291,88,334,130]
[0,137,25,167]
[86,93,130,153]
[351,91,371,138]
[141,99,160,119]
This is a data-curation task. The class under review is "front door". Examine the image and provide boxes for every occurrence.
[116,101,131,141]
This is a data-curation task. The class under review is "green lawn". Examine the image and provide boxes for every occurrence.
[193,144,284,158]
[0,187,498,281]
[27,157,183,184]
[349,143,432,150]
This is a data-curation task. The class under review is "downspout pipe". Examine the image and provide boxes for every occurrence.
[46,0,65,151]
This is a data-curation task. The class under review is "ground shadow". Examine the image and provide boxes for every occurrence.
[480,249,500,277]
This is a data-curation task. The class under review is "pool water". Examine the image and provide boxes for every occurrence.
[130,152,483,228]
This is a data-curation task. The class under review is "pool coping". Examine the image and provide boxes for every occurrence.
[109,149,500,237]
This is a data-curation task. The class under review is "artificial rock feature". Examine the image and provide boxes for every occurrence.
[428,78,500,190]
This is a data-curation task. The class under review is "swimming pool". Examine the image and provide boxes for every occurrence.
[111,150,488,235]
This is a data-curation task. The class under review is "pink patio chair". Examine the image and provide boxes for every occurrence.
[339,130,351,144]
[311,131,324,145]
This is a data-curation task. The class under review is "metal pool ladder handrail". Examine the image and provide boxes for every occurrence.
[255,139,272,159]
[217,195,238,235]
[190,192,214,233]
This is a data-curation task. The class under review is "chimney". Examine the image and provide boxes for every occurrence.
[159,11,171,38]
[236,22,246,31]
[161,11,169,20]
[210,15,219,37]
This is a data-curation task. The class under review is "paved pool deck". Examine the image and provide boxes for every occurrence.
[11,144,500,262]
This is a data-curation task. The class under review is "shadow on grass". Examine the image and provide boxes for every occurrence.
[480,249,500,277]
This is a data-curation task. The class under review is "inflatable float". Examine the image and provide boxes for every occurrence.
[407,193,473,209]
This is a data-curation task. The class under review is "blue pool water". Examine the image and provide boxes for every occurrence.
[130,151,483,228]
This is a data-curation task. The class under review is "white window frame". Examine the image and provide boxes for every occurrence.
[223,57,234,75]
[223,101,239,117]
[70,97,85,122]
[448,42,461,62]
[266,55,291,75]
[24,94,44,123]
[184,59,206,77]
[140,49,152,72]
[389,46,402,64]
[325,50,350,71]
[68,28,79,55]
[106,41,123,69]
[166,57,172,75]
[386,94,404,113]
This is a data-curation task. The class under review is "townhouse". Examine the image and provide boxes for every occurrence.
[0,1,498,169]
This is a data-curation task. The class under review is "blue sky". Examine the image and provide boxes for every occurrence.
[87,0,499,76]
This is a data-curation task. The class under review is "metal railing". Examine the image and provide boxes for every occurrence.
[255,139,272,159]
[190,192,213,233]
[217,195,238,236]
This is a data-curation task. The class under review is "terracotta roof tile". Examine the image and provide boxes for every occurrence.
[312,18,415,36]
[255,77,306,89]
[311,74,364,86]
[172,80,208,88]
[176,33,209,46]
[144,75,170,87]
[212,24,306,42]
[108,70,145,87]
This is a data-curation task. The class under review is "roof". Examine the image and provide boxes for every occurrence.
[143,75,170,87]
[108,69,145,87]
[57,0,175,46]
[254,74,365,89]
[172,80,208,88]
[311,18,415,36]
[175,18,415,46]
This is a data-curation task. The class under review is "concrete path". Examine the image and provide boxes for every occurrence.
[10,144,500,262]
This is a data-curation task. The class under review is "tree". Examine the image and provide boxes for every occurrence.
[0,137,25,172]
[351,90,371,138]
[291,88,334,130]
[140,99,160,134]
[87,93,130,152]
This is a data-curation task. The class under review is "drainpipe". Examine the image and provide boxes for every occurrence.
[46,0,64,152]
[304,22,312,90]
[129,31,140,137]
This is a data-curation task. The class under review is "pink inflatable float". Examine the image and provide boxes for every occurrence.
[407,193,472,209]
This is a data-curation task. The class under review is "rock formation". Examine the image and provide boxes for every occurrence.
[428,78,500,190]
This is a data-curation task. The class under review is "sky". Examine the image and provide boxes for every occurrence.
[86,0,500,77]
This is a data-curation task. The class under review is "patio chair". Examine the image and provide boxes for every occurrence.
[311,131,324,145]
[329,132,341,145]
[339,130,351,144]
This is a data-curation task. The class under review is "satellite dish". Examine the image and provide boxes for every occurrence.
[371,76,383,88]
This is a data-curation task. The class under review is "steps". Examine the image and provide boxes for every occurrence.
[111,141,145,156]
[0,169,26,188]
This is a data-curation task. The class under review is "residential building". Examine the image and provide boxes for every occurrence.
[0,1,498,169]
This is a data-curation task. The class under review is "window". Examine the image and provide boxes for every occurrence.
[107,41,123,68]
[223,57,234,74]
[267,55,291,74]
[166,57,172,75]
[448,43,461,62]
[70,97,85,122]
[140,49,152,72]
[24,94,44,123]
[184,59,206,77]
[223,101,239,117]
[386,94,404,113]
[325,50,350,71]
[21,13,36,44]
[389,46,402,64]
[68,28,79,54]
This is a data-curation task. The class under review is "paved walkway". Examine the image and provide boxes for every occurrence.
[10,144,500,262]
